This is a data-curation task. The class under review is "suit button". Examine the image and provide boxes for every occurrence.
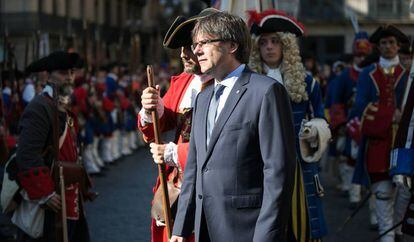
[203,168,209,173]
[198,194,203,199]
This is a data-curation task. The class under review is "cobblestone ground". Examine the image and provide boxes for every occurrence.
[85,148,414,242]
[85,146,156,242]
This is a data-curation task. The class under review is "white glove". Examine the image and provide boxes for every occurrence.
[393,174,412,189]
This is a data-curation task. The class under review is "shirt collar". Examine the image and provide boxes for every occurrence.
[379,55,400,69]
[43,84,54,98]
[263,63,283,85]
[215,64,245,87]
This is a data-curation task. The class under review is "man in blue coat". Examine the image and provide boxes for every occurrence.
[170,11,296,242]
[329,32,372,208]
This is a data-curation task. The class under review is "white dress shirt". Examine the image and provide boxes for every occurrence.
[214,64,246,121]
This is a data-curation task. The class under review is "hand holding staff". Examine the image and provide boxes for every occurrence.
[147,65,173,238]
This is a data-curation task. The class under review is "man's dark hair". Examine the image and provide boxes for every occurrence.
[192,11,251,64]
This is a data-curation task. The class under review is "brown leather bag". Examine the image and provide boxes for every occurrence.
[52,161,92,199]
[151,167,182,223]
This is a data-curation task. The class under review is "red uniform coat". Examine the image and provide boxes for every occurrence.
[137,72,196,242]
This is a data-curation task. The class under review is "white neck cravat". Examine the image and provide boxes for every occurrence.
[379,56,400,69]
[264,64,283,85]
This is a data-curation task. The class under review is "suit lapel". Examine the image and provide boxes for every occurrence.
[202,69,251,168]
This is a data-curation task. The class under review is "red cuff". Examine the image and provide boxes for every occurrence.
[18,166,55,200]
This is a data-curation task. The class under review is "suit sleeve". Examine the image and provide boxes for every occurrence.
[172,97,198,237]
[253,83,296,242]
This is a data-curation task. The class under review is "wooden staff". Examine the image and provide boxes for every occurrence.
[146,65,173,238]
[59,166,69,242]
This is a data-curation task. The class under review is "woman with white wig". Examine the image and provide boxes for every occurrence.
[248,10,331,242]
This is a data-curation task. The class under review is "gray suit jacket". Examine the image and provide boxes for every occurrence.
[172,67,296,242]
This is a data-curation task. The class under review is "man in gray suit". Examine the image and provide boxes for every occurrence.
[170,11,296,242]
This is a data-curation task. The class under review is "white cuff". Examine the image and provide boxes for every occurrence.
[163,142,179,167]
[38,192,56,205]
[139,97,164,126]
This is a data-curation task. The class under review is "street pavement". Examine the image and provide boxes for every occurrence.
[85,147,414,242]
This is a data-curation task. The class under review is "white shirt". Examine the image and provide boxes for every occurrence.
[263,64,283,85]
[178,74,203,110]
[214,64,246,121]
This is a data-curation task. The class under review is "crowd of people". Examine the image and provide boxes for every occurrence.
[0,6,413,242]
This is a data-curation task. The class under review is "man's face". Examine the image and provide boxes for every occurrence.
[378,36,400,59]
[181,46,201,74]
[353,54,366,67]
[192,32,229,75]
[258,33,283,68]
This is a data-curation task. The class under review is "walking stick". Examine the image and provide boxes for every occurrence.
[59,166,69,242]
[146,65,173,238]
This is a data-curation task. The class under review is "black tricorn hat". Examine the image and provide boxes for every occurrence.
[163,8,220,49]
[369,25,409,45]
[26,51,84,74]
[248,10,306,37]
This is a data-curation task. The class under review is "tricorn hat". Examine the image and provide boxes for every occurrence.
[163,8,220,49]
[26,51,84,74]
[369,25,409,45]
[248,9,305,37]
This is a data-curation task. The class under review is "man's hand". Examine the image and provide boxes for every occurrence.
[170,235,184,242]
[150,142,166,164]
[141,85,161,112]
[45,194,62,213]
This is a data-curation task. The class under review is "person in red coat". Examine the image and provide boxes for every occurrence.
[137,9,217,242]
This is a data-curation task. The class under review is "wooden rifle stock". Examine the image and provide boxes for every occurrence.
[146,65,173,238]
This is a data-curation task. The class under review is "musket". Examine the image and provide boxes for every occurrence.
[336,190,372,233]
[146,65,173,238]
[59,166,69,242]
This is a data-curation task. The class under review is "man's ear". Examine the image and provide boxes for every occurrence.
[228,42,239,54]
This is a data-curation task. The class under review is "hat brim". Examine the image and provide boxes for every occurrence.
[369,25,409,44]
[26,51,83,73]
[163,8,220,49]
[251,15,304,37]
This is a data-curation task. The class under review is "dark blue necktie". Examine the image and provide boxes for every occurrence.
[207,84,225,144]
